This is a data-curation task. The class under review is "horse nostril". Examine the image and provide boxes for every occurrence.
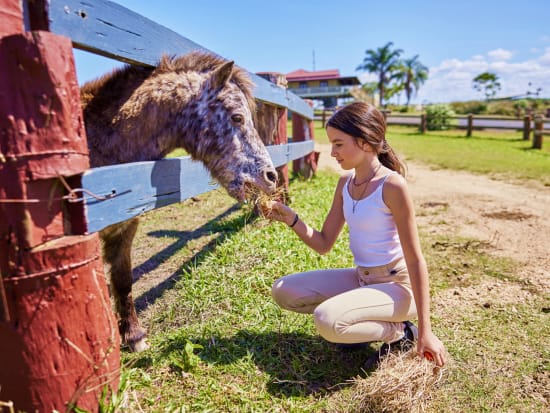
[265,170,278,185]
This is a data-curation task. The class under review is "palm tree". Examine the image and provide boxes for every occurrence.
[357,42,403,106]
[399,55,429,107]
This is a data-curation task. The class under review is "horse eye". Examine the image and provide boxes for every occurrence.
[231,114,243,124]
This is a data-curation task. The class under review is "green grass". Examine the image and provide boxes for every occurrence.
[387,125,550,186]
[111,170,549,412]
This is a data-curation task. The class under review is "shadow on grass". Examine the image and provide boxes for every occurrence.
[132,203,252,312]
[154,330,376,398]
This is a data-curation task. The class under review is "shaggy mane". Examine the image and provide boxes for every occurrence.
[156,51,256,110]
[81,51,256,111]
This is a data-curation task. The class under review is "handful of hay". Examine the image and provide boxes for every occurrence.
[248,188,286,220]
[332,349,448,413]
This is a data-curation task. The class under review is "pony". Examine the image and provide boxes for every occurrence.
[81,51,278,351]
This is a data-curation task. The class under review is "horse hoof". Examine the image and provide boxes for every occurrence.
[130,337,149,353]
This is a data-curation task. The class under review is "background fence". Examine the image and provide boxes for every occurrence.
[385,113,550,131]
[318,110,549,149]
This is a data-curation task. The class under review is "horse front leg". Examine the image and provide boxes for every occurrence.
[100,218,149,352]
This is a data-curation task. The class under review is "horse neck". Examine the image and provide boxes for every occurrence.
[117,72,208,163]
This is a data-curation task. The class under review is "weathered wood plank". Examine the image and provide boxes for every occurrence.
[48,0,313,119]
[81,141,314,233]
[267,140,314,167]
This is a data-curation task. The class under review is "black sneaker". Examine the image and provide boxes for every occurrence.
[335,342,370,352]
[363,321,418,370]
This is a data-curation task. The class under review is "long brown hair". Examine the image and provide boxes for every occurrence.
[326,102,406,176]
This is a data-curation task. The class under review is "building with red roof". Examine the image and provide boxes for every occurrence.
[286,69,361,108]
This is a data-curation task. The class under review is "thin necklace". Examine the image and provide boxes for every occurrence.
[350,163,382,213]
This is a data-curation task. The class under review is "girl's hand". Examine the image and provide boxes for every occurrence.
[417,332,447,367]
[264,201,296,226]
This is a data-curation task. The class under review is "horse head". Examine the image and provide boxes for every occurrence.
[166,52,278,201]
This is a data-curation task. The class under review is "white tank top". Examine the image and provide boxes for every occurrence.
[343,173,404,267]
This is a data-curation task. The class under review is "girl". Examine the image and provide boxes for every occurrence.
[266,102,447,368]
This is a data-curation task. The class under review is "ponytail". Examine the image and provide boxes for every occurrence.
[378,139,407,177]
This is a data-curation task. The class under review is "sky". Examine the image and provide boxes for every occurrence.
[73,0,550,104]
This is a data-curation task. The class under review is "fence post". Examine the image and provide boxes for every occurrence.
[255,72,290,202]
[291,100,319,180]
[532,115,544,149]
[0,3,120,411]
[466,114,473,137]
[523,115,531,141]
[419,113,427,133]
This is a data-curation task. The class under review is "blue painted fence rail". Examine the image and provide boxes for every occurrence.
[82,142,314,233]
[48,0,313,120]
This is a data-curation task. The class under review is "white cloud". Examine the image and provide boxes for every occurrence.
[414,49,550,103]
[539,47,550,64]
[358,72,378,83]
[487,48,514,61]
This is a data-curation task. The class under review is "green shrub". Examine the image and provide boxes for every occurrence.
[449,100,487,115]
[486,101,516,116]
[385,104,410,113]
[425,104,455,130]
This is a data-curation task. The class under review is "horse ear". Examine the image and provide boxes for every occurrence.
[210,60,234,88]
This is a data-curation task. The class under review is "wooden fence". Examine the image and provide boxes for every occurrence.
[49,0,317,233]
[0,0,316,410]
[318,110,549,148]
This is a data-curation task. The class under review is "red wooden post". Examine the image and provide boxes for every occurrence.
[523,115,531,141]
[0,5,120,411]
[291,100,319,180]
[276,104,290,202]
[0,0,24,35]
[256,72,290,202]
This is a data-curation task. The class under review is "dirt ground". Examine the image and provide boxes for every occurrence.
[314,142,550,307]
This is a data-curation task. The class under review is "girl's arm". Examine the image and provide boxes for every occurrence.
[384,174,448,367]
[266,175,347,255]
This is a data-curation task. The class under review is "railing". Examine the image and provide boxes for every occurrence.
[316,110,549,145]
[45,0,317,233]
[82,141,314,233]
[289,85,357,97]
[385,114,550,131]
[48,0,313,120]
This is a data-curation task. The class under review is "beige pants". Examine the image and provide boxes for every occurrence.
[271,258,417,344]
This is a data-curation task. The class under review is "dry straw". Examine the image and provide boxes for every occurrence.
[248,187,287,219]
[331,349,449,413]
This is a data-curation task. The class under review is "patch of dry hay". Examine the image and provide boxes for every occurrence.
[332,350,449,413]
[248,187,286,219]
